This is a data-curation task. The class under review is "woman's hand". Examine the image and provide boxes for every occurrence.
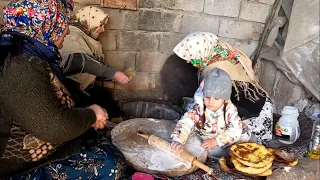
[113,71,130,84]
[171,141,184,152]
[201,138,217,150]
[89,104,108,129]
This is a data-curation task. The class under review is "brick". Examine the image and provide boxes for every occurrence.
[252,23,265,40]
[258,0,275,5]
[99,30,117,51]
[159,33,186,54]
[140,0,204,12]
[217,37,236,45]
[155,73,162,89]
[204,0,241,17]
[170,0,204,13]
[181,15,219,34]
[219,18,253,39]
[139,0,157,8]
[74,0,100,5]
[123,11,139,30]
[119,31,159,51]
[116,72,158,91]
[239,2,271,23]
[104,51,136,71]
[139,10,181,32]
[136,52,166,72]
[234,40,259,57]
[103,9,139,30]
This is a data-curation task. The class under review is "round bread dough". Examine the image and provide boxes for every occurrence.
[111,118,207,177]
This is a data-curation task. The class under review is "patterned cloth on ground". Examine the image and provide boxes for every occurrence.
[9,130,126,180]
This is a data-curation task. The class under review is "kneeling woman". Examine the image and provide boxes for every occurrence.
[172,32,273,144]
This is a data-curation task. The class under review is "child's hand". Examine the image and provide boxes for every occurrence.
[171,141,184,152]
[187,111,200,122]
[201,138,217,149]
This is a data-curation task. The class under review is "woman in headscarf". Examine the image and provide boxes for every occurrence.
[59,6,131,119]
[173,32,274,143]
[0,1,125,179]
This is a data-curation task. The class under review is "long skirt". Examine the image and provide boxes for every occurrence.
[242,98,274,143]
[10,130,126,180]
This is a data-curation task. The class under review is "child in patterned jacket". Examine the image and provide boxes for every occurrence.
[171,68,253,158]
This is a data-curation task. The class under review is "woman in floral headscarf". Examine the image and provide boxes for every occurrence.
[59,6,131,119]
[173,32,274,143]
[0,1,125,179]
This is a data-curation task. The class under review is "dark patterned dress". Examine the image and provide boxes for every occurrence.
[8,71,126,180]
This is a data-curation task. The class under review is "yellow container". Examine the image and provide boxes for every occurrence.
[308,114,320,160]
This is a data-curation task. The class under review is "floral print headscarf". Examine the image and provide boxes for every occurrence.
[173,32,241,71]
[2,0,74,50]
[174,32,267,102]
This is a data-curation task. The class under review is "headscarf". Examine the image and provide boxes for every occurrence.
[59,6,109,90]
[173,32,266,102]
[0,0,73,81]
[69,6,109,39]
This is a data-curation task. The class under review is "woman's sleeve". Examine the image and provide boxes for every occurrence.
[8,60,96,144]
[64,53,116,80]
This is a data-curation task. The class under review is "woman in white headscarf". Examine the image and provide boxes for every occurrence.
[59,6,131,118]
[173,32,274,143]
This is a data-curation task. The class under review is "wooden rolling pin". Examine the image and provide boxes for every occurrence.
[137,132,213,175]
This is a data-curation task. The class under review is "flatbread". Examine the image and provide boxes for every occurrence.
[219,157,232,173]
[219,157,273,177]
[231,157,273,175]
[229,142,274,168]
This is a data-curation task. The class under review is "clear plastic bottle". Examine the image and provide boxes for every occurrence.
[308,114,320,159]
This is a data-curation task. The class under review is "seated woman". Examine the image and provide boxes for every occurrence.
[59,6,131,119]
[172,32,273,143]
[0,0,124,179]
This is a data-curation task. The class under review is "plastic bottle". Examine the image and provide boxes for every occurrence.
[275,106,300,144]
[308,114,320,159]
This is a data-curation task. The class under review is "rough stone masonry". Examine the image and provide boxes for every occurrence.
[0,0,275,100]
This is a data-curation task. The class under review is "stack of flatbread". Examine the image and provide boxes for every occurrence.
[219,143,298,177]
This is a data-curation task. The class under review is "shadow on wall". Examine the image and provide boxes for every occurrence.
[117,54,198,121]
[160,54,199,106]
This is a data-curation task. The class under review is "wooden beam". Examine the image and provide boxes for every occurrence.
[100,0,138,10]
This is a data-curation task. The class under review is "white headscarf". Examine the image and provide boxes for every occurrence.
[173,32,267,102]
[173,32,218,68]
[75,6,109,33]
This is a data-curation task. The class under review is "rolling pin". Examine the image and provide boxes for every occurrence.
[137,132,213,175]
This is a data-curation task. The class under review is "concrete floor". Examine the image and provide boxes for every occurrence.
[268,157,320,180]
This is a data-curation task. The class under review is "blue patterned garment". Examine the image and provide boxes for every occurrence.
[9,130,126,180]
[1,0,74,81]
[2,0,73,50]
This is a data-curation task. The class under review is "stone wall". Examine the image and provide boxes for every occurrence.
[97,0,274,100]
[0,0,275,100]
[257,59,308,113]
